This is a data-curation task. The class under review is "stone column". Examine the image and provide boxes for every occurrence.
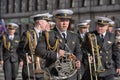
[21,0,28,12]
[1,0,6,14]
[37,0,41,11]
[15,0,20,12]
[29,0,34,11]
[8,0,14,13]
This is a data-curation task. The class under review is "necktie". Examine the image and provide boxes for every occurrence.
[62,33,67,43]
[100,34,104,42]
[38,32,43,38]
[62,33,66,39]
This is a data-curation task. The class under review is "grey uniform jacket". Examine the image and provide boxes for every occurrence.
[83,31,120,77]
[35,27,83,76]
[0,33,20,62]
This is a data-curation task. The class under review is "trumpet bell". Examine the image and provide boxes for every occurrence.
[35,69,44,74]
[35,56,44,74]
[96,66,106,73]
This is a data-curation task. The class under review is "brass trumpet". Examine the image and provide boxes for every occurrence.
[26,30,44,78]
[88,33,105,80]
[35,56,44,74]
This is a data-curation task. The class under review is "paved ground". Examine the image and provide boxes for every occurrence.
[0,64,22,80]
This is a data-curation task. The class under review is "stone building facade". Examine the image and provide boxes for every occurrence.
[0,0,120,35]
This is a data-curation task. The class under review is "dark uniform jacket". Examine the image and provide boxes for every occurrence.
[83,30,120,77]
[35,27,83,76]
[0,33,20,62]
[0,33,20,80]
[17,28,45,78]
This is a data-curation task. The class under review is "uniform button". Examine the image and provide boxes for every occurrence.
[100,50,102,53]
[106,56,108,59]
[41,61,44,64]
[106,51,108,53]
[106,61,108,64]
[11,53,13,55]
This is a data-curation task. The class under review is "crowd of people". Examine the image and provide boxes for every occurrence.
[0,8,120,80]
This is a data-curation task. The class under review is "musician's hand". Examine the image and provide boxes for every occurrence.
[89,56,93,63]
[75,60,81,69]
[27,56,32,64]
[0,60,4,64]
[58,49,65,57]
[19,61,23,67]
[116,68,120,75]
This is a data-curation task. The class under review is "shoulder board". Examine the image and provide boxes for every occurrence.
[70,31,75,33]
[46,30,51,32]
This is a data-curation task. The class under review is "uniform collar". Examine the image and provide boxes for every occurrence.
[100,31,106,38]
[56,26,67,38]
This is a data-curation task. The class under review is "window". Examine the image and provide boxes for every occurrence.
[26,0,29,11]
[13,0,15,13]
[55,0,60,9]
[6,0,9,13]
[44,0,47,10]
[19,0,22,12]
[97,0,103,6]
[82,0,87,7]
[69,0,73,8]
[111,0,115,4]
[35,0,38,11]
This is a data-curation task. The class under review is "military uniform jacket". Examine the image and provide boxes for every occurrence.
[0,33,20,62]
[17,28,45,77]
[35,27,83,69]
[83,31,120,77]
[17,28,40,61]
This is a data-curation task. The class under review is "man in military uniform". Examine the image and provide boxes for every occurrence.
[77,22,89,80]
[82,16,120,80]
[17,13,51,80]
[0,23,20,80]
[77,22,88,43]
[35,9,82,80]
[108,21,115,33]
[81,19,91,32]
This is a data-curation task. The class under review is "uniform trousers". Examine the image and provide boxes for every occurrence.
[82,68,114,80]
[3,59,19,80]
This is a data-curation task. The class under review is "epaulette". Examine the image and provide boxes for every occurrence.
[46,30,51,32]
[70,31,75,33]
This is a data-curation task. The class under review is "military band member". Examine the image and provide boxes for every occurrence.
[43,13,53,31]
[0,23,20,80]
[35,9,82,80]
[108,21,115,33]
[115,27,120,49]
[17,13,49,80]
[81,19,91,32]
[49,21,56,30]
[77,22,88,43]
[82,16,120,80]
[77,22,89,79]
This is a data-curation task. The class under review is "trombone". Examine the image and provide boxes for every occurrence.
[26,53,30,80]
[88,33,106,80]
[26,30,44,80]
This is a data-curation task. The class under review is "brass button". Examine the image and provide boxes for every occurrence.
[106,56,108,59]
[106,61,108,64]
[106,51,108,54]
[41,61,44,64]
[100,50,102,53]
